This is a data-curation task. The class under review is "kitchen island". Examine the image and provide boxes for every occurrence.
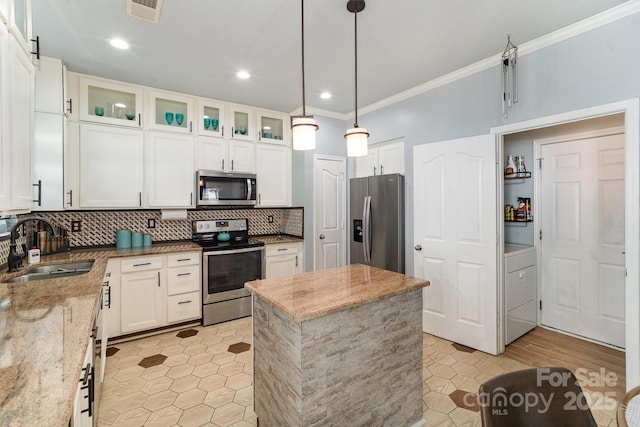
[245,264,429,427]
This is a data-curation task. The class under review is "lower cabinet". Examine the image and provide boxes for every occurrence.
[265,242,303,279]
[70,338,94,427]
[106,251,202,338]
[505,245,537,345]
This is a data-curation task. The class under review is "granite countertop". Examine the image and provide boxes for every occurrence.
[0,241,201,427]
[245,264,429,322]
[254,234,303,245]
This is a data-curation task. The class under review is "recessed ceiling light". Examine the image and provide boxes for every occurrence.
[109,38,129,49]
[236,70,250,79]
[320,92,332,100]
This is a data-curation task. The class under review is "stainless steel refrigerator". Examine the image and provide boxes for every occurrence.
[349,174,405,273]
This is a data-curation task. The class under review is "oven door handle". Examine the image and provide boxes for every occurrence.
[203,247,265,256]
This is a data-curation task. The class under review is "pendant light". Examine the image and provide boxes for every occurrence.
[291,0,318,150]
[344,0,369,157]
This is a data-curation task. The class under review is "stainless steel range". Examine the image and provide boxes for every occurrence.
[192,219,264,326]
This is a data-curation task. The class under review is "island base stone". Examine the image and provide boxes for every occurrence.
[253,288,423,426]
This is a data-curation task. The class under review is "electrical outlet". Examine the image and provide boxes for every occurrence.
[147,218,156,228]
[71,220,81,232]
[267,215,274,223]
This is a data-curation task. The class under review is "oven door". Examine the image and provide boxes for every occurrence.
[203,246,264,304]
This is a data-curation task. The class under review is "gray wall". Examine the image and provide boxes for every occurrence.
[295,14,640,274]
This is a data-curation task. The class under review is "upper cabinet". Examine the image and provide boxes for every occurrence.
[256,110,289,145]
[354,139,405,178]
[256,144,291,207]
[5,0,32,56]
[78,76,143,128]
[148,89,194,134]
[228,104,254,142]
[197,98,225,138]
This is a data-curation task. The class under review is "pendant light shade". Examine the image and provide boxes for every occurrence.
[292,116,319,150]
[291,0,318,151]
[344,0,368,157]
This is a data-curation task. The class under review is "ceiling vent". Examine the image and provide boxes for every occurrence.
[127,0,163,24]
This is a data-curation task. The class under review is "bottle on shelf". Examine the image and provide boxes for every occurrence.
[505,155,517,177]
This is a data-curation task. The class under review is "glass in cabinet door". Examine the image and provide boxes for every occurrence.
[155,97,189,130]
[199,103,224,137]
[230,107,253,141]
[258,114,285,143]
[79,77,143,128]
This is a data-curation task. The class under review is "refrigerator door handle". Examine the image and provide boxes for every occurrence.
[363,196,372,264]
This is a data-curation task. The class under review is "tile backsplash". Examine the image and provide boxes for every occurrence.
[0,207,303,266]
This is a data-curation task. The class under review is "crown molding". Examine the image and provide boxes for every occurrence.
[353,0,640,118]
[289,106,350,121]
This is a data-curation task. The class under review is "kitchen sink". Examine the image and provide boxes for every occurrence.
[6,261,94,283]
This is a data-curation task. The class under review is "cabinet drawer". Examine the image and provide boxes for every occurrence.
[167,265,200,295]
[505,249,536,273]
[168,292,201,323]
[121,256,163,273]
[167,251,201,267]
[265,243,300,257]
[507,266,536,310]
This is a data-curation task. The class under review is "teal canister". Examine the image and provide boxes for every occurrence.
[115,230,132,249]
[143,234,152,247]
[131,232,143,248]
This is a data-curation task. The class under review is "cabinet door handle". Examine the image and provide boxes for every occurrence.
[380,165,384,174]
[258,131,261,141]
[30,36,40,59]
[66,98,73,114]
[177,258,191,262]
[295,255,298,267]
[177,272,191,277]
[231,160,234,170]
[157,271,161,287]
[138,113,141,127]
[222,125,224,137]
[189,121,193,133]
[258,194,261,204]
[232,126,235,136]
[67,190,73,207]
[277,248,287,251]
[373,166,377,176]
[106,285,111,309]
[222,159,225,170]
[133,262,152,267]
[190,192,193,205]
[139,192,142,207]
[32,180,42,206]
[178,300,192,304]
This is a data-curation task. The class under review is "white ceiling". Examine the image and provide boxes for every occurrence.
[32,0,627,116]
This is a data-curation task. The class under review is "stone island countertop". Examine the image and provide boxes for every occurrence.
[245,263,429,322]
[0,241,201,427]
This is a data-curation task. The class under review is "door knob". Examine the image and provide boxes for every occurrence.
[319,234,325,239]
[414,244,422,251]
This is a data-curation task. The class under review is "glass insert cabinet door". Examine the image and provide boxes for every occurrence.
[229,105,254,142]
[257,111,289,144]
[78,76,143,128]
[197,100,225,138]
[148,90,194,134]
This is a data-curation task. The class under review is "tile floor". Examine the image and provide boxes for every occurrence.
[98,318,621,427]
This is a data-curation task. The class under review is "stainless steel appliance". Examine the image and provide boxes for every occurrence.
[349,174,405,273]
[196,170,257,207]
[192,219,264,326]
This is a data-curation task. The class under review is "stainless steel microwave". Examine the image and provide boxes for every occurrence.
[196,170,257,206]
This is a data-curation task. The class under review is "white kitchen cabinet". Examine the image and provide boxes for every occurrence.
[0,23,10,211]
[265,242,303,279]
[229,104,254,142]
[505,244,537,345]
[148,89,194,134]
[70,336,93,427]
[256,144,291,207]
[198,136,256,173]
[65,70,78,121]
[78,75,143,128]
[79,123,144,208]
[103,259,121,342]
[145,131,196,208]
[120,256,165,334]
[64,120,79,209]
[166,251,201,323]
[354,139,404,177]
[32,56,65,211]
[256,109,290,145]
[0,0,8,23]
[4,0,31,56]
[6,30,34,212]
[197,98,225,138]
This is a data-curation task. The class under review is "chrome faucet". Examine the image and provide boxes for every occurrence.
[7,217,57,272]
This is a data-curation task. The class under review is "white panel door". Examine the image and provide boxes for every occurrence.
[414,134,498,354]
[540,134,625,348]
[314,155,346,271]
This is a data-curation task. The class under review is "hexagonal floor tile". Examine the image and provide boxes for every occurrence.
[228,342,251,354]
[138,354,168,368]
[177,329,199,338]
